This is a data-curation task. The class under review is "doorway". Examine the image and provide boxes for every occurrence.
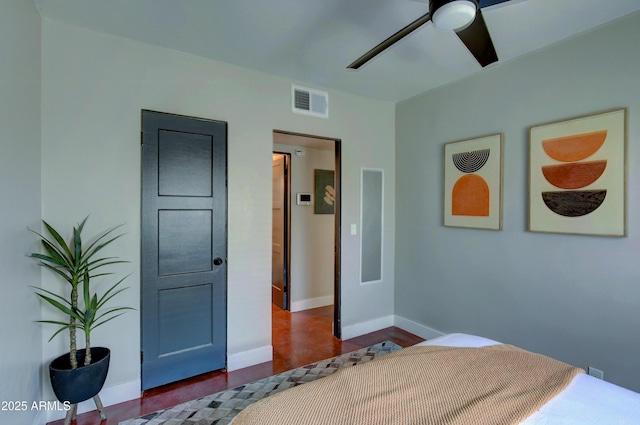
[272,130,341,339]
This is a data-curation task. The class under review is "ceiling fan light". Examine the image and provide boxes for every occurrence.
[432,0,477,31]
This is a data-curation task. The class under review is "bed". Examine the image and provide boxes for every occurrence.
[232,333,640,424]
[418,334,640,424]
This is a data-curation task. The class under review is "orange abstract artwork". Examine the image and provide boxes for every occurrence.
[541,160,607,190]
[452,174,490,216]
[542,130,607,162]
[529,108,626,236]
[444,134,502,230]
[540,130,608,217]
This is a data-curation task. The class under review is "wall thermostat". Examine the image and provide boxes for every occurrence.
[296,193,312,206]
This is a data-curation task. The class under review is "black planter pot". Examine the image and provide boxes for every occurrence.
[49,347,110,404]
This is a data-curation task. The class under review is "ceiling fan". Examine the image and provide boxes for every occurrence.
[347,0,512,70]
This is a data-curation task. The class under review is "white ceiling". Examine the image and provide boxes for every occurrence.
[35,0,640,103]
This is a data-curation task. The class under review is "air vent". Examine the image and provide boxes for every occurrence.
[292,85,328,119]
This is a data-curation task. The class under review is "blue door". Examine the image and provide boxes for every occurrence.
[141,110,227,390]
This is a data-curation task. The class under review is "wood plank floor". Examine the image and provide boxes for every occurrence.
[49,305,424,425]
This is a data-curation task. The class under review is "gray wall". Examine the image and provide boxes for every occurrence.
[0,1,42,424]
[395,12,640,392]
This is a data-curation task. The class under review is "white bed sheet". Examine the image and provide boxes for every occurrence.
[418,333,640,425]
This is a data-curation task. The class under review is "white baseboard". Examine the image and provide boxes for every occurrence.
[46,379,141,423]
[340,315,394,340]
[290,295,333,312]
[227,345,273,372]
[393,315,444,340]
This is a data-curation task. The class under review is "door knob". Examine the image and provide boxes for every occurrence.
[213,257,224,266]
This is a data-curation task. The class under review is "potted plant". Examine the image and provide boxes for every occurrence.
[29,217,132,418]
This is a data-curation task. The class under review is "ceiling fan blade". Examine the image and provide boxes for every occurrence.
[347,12,431,70]
[478,0,512,7]
[454,9,498,67]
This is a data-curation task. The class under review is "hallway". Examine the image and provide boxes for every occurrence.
[272,304,342,371]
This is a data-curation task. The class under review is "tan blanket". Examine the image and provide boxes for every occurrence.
[232,344,583,425]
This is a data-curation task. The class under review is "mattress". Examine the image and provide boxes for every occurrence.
[418,333,640,425]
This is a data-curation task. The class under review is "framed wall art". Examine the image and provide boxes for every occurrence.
[529,108,627,236]
[314,169,335,214]
[444,133,503,230]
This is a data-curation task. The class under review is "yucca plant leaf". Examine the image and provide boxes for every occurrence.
[98,274,129,296]
[40,240,72,269]
[81,226,124,262]
[75,216,88,240]
[42,323,77,342]
[82,272,91,310]
[95,275,130,308]
[35,293,75,317]
[32,286,72,306]
[29,252,59,264]
[28,236,72,273]
[42,220,74,262]
[96,287,129,311]
[87,294,99,316]
[83,308,96,325]
[28,227,72,268]
[34,262,73,283]
[35,293,83,321]
[33,252,67,272]
[80,227,117,256]
[38,320,84,333]
[88,272,115,279]
[77,216,88,231]
[83,235,125,263]
[37,319,75,326]
[94,306,134,321]
[73,225,82,265]
[87,258,128,273]
[86,256,119,265]
[91,311,131,330]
